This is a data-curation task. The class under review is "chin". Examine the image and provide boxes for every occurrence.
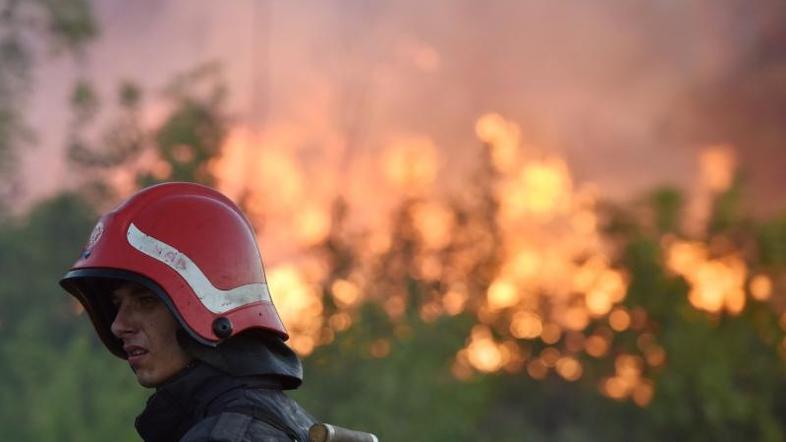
[135,373,160,388]
[133,368,167,388]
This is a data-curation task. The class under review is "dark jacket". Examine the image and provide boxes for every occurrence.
[135,334,316,442]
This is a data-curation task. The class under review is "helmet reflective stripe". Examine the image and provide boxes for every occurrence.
[126,223,271,313]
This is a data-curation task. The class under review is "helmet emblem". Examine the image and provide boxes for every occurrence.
[83,221,104,257]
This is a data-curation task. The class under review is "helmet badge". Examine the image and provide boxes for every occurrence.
[82,221,104,258]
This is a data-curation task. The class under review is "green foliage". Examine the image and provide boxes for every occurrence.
[758,217,786,268]
[0,0,97,199]
[709,176,746,235]
[141,63,227,186]
[477,376,653,442]
[649,188,683,234]
[67,80,144,169]
[66,63,227,190]
[37,0,99,53]
[296,307,493,441]
[0,194,144,441]
[618,235,786,441]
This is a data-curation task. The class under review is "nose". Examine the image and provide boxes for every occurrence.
[110,302,136,338]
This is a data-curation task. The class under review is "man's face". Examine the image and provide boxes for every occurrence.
[109,283,192,388]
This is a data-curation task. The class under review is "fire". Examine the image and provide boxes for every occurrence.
[449,114,635,385]
[510,311,543,339]
[331,279,361,307]
[556,356,582,382]
[601,354,652,406]
[465,326,505,373]
[411,201,455,250]
[685,145,737,234]
[487,278,520,311]
[699,145,736,192]
[585,334,609,358]
[665,238,748,314]
[199,110,759,407]
[608,308,631,332]
[382,135,439,191]
[499,157,572,221]
[475,112,521,172]
[266,264,324,354]
[442,286,469,315]
[749,274,773,301]
[294,203,331,246]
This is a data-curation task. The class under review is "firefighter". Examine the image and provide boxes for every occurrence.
[60,182,316,441]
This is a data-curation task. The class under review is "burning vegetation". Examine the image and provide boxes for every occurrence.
[201,111,772,407]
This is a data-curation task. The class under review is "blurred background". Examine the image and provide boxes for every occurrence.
[2,0,786,440]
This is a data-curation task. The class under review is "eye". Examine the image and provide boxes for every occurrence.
[138,295,158,307]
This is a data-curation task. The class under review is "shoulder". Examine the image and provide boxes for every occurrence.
[179,411,295,442]
[181,386,315,442]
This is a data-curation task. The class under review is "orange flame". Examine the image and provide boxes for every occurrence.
[665,238,747,314]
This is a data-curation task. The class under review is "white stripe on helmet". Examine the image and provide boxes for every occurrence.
[126,222,270,313]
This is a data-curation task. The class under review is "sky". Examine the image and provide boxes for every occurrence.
[18,0,786,215]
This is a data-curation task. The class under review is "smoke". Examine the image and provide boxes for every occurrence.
[19,0,786,214]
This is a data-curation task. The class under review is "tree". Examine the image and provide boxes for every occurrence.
[0,0,97,207]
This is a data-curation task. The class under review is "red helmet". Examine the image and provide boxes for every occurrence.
[60,182,288,358]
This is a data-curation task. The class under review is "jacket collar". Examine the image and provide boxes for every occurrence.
[135,362,223,442]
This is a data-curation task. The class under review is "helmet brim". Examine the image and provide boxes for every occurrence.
[59,268,218,358]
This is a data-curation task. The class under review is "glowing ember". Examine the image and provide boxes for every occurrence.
[699,145,736,193]
[510,311,543,339]
[603,377,628,400]
[329,312,352,331]
[556,357,583,381]
[632,381,654,407]
[487,279,520,310]
[585,334,610,358]
[608,308,631,332]
[585,269,627,317]
[749,274,773,301]
[666,239,747,315]
[600,354,649,402]
[541,323,563,345]
[561,307,590,331]
[331,279,361,307]
[475,112,521,172]
[384,295,407,320]
[442,287,469,316]
[466,326,504,373]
